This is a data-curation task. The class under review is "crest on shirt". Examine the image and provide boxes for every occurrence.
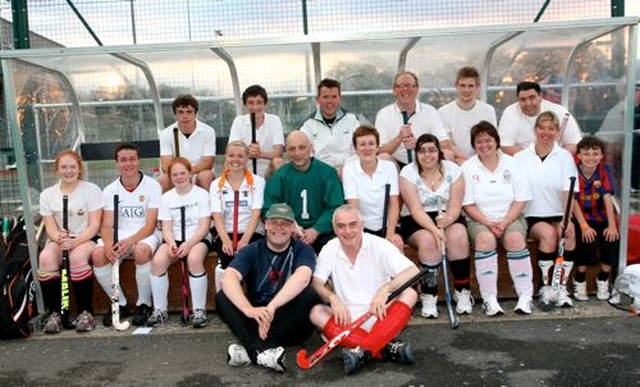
[139,195,145,202]
[503,170,512,184]
[594,180,602,188]
[76,209,85,217]
[472,174,480,184]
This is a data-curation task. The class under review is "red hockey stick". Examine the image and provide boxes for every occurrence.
[296,267,428,370]
[179,206,190,325]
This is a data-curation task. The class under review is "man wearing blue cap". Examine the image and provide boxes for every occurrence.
[215,203,320,373]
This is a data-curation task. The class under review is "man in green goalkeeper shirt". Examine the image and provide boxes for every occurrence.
[263,131,344,253]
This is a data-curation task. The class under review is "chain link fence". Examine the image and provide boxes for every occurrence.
[0,1,612,49]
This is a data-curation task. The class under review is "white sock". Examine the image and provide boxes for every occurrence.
[189,272,208,311]
[94,263,127,307]
[150,273,169,311]
[135,262,152,306]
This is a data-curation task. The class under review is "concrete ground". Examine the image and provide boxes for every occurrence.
[0,299,638,387]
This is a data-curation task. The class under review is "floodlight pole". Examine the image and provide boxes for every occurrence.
[10,0,29,49]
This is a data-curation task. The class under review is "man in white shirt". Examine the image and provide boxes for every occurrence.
[158,94,216,191]
[300,78,361,176]
[376,71,452,167]
[439,66,497,164]
[498,81,582,155]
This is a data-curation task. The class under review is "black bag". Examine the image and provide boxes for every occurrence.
[0,219,37,339]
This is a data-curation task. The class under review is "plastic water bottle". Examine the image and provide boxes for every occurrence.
[152,166,161,180]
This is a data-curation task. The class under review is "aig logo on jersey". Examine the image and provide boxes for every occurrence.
[120,206,145,218]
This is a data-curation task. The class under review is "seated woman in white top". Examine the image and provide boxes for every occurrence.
[462,121,533,317]
[148,157,212,329]
[342,125,403,251]
[399,134,472,319]
[210,141,265,292]
[514,111,579,309]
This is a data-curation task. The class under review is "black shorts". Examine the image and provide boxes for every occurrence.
[212,231,264,269]
[526,216,563,235]
[399,211,466,240]
[574,220,620,267]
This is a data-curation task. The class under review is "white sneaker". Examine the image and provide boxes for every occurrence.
[420,294,438,318]
[257,346,286,373]
[596,280,610,301]
[482,297,504,317]
[514,295,533,315]
[555,286,573,307]
[228,344,251,366]
[538,285,553,304]
[573,281,589,301]
[454,289,474,314]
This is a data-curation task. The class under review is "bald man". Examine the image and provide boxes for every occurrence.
[263,131,345,253]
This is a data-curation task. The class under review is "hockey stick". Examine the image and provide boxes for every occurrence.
[438,198,459,329]
[381,183,391,237]
[111,195,130,331]
[250,112,257,174]
[296,266,428,370]
[173,127,181,158]
[402,110,412,163]
[232,190,240,251]
[60,195,72,329]
[179,205,190,325]
[551,177,577,291]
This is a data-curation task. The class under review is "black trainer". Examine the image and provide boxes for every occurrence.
[381,340,414,364]
[342,347,372,374]
[103,305,130,327]
[131,304,152,326]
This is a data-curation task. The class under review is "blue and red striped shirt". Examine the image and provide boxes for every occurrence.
[574,161,615,223]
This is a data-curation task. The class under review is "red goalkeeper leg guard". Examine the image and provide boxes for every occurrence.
[361,301,412,358]
[322,317,369,348]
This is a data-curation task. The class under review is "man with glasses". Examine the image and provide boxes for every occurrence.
[216,203,320,373]
[375,71,452,168]
[498,81,582,155]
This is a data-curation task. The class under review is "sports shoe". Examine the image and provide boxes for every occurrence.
[342,347,372,374]
[131,304,152,326]
[227,344,251,366]
[538,285,554,304]
[192,309,208,328]
[44,312,62,334]
[556,285,573,307]
[514,295,533,315]
[74,310,95,332]
[256,346,286,373]
[482,297,504,317]
[573,281,589,301]
[146,309,168,327]
[420,294,438,318]
[596,280,610,301]
[103,305,130,327]
[381,340,414,364]
[454,289,474,314]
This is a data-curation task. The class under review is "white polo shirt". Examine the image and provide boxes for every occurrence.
[160,120,217,168]
[300,108,360,168]
[461,152,531,220]
[438,100,497,157]
[498,100,582,149]
[40,180,104,238]
[342,158,399,232]
[375,100,448,165]
[399,160,461,216]
[315,232,415,319]
[210,172,265,235]
[159,185,212,241]
[103,174,162,239]
[229,113,285,177]
[514,143,578,217]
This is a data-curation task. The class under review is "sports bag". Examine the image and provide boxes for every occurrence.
[0,218,37,339]
[609,264,640,315]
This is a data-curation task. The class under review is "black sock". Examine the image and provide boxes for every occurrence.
[40,279,61,314]
[72,278,94,314]
[574,271,587,283]
[449,257,471,292]
[597,270,610,282]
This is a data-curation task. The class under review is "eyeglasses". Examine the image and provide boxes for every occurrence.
[394,83,417,89]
